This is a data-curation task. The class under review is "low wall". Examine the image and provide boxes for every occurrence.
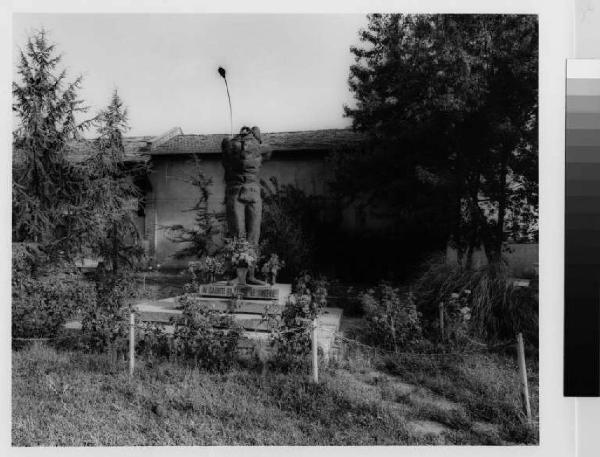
[445,243,538,277]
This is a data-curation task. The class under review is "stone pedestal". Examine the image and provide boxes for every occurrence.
[132,282,343,359]
[192,282,289,333]
[134,283,291,332]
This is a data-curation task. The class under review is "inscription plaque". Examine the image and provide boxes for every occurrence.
[199,284,279,300]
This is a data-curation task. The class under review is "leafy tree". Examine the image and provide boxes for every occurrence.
[12,29,92,257]
[337,14,538,266]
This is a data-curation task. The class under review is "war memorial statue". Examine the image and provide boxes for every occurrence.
[221,125,272,285]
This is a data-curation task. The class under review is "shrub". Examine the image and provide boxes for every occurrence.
[169,294,243,371]
[360,283,422,351]
[137,322,173,360]
[413,257,538,345]
[136,288,245,370]
[291,272,328,312]
[469,271,538,347]
[260,178,318,280]
[269,273,328,371]
[12,243,94,339]
[80,268,137,354]
[440,289,472,347]
[13,273,94,339]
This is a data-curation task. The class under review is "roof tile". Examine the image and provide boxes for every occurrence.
[13,129,365,164]
[150,129,364,155]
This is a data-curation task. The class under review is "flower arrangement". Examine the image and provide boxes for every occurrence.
[224,237,257,269]
[188,255,226,283]
[260,253,285,285]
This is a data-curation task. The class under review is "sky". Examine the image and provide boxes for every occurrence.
[12,14,367,137]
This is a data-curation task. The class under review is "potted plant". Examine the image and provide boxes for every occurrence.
[226,238,257,285]
[261,253,285,285]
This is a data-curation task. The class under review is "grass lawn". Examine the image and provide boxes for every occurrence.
[12,342,538,446]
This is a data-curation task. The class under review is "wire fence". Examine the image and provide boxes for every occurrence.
[312,324,516,359]
[12,337,56,341]
[12,310,534,422]
[12,319,517,355]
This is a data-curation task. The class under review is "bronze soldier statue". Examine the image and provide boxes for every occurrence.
[221,126,271,285]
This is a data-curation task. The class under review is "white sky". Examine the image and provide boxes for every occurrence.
[12,14,367,137]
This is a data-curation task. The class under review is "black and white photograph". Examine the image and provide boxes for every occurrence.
[9,10,540,447]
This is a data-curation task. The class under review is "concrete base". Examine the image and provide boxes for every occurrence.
[316,307,343,359]
[134,283,292,331]
[132,284,343,359]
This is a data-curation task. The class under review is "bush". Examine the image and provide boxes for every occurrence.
[360,283,422,351]
[12,243,94,339]
[260,178,318,281]
[169,294,243,371]
[269,273,328,371]
[439,289,473,347]
[413,257,538,345]
[80,267,139,354]
[13,273,94,339]
[137,322,172,360]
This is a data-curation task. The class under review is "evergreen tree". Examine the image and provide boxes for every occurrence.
[80,90,145,352]
[12,30,99,340]
[12,29,92,257]
[84,89,145,274]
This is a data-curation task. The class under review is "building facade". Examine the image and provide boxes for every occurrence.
[139,128,364,267]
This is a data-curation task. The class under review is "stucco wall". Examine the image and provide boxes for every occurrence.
[148,154,330,265]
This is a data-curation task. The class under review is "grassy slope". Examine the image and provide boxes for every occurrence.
[380,350,539,444]
[12,343,538,446]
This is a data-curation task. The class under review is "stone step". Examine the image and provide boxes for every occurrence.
[135,296,284,317]
[135,307,274,332]
[190,297,284,315]
[134,323,272,341]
